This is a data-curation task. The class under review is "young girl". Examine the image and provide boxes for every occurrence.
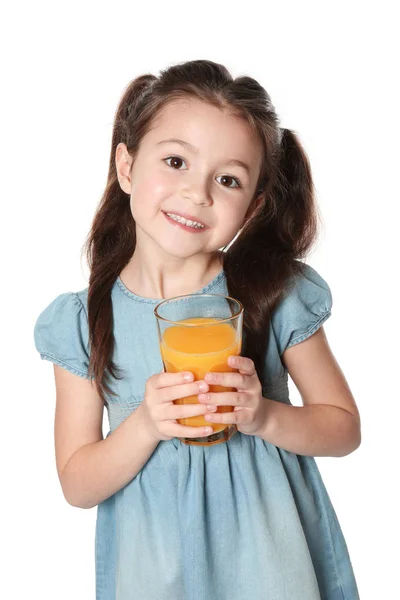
[34,59,361,599]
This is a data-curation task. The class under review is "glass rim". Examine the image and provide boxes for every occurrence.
[153,293,244,326]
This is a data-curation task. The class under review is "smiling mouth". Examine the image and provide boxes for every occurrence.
[162,211,207,230]
[162,211,208,232]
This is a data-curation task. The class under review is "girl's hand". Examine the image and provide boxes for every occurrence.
[141,371,214,442]
[198,356,268,437]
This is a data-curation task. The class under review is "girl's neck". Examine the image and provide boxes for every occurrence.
[119,251,224,300]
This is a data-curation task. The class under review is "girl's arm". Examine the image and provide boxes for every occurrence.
[54,365,159,509]
[258,327,361,457]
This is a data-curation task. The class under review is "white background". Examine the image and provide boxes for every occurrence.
[2,1,399,597]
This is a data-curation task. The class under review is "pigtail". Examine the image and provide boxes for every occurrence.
[223,127,318,381]
[82,75,157,402]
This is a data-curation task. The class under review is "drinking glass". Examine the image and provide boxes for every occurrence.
[154,293,243,446]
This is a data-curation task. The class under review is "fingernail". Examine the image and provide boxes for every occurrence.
[198,381,208,392]
[207,405,217,411]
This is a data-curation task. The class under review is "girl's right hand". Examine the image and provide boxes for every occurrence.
[140,370,215,442]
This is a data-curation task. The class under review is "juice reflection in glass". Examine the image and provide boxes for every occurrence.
[154,294,243,446]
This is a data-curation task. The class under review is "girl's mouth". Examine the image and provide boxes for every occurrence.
[162,211,208,233]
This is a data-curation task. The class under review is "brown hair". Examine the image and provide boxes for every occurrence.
[82,59,319,403]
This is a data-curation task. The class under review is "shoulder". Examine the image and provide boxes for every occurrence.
[34,287,89,329]
[33,286,91,379]
[281,261,331,311]
[75,287,89,313]
[271,261,332,356]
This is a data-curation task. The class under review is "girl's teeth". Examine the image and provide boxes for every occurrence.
[166,213,205,228]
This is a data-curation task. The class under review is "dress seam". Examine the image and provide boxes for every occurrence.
[116,270,225,303]
[285,310,331,352]
[39,351,92,380]
[74,290,89,321]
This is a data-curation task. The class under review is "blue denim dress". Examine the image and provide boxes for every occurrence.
[34,262,360,599]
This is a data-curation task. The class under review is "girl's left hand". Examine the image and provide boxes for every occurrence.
[198,355,268,437]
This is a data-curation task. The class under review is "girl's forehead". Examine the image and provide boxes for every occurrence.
[150,98,241,131]
[145,99,263,158]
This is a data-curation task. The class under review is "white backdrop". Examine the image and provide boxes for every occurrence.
[2,1,399,598]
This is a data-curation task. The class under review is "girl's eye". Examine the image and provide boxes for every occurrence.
[215,174,242,189]
[163,156,242,189]
[163,156,186,170]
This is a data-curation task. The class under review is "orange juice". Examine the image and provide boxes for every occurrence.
[160,317,241,433]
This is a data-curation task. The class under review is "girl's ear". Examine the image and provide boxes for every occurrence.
[115,143,134,194]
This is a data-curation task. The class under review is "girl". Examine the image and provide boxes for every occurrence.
[34,59,361,599]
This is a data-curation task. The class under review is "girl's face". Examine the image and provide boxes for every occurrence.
[116,98,264,260]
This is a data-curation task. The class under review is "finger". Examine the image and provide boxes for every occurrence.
[153,370,198,389]
[166,402,213,419]
[204,410,241,425]
[198,391,248,407]
[159,379,209,403]
[227,355,257,375]
[167,421,214,438]
[204,370,249,389]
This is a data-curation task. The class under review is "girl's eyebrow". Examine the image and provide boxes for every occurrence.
[156,138,252,175]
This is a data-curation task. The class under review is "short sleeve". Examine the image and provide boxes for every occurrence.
[271,263,332,356]
[33,292,92,379]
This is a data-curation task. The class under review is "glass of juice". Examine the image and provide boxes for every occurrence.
[154,293,243,447]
